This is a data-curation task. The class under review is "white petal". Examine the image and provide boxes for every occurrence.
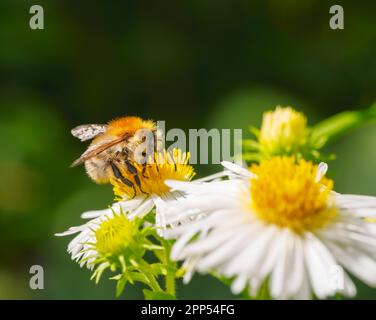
[231,274,248,294]
[196,231,250,271]
[326,241,376,287]
[270,229,290,299]
[170,229,198,260]
[81,208,111,219]
[316,162,328,182]
[221,161,252,178]
[128,197,155,220]
[304,233,338,299]
[223,223,276,277]
[294,266,311,300]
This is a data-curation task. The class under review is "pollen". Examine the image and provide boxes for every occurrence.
[249,157,337,233]
[259,106,308,157]
[95,214,135,257]
[111,148,195,199]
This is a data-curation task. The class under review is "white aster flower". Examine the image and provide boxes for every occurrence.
[162,156,376,299]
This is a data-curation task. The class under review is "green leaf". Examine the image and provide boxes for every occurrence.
[116,277,128,297]
[142,289,176,300]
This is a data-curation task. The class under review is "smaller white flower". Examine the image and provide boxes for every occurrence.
[56,149,196,266]
[163,157,376,299]
[55,197,151,269]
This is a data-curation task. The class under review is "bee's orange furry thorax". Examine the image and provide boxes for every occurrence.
[104,116,156,138]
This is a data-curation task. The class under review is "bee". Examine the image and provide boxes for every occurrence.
[71,116,163,196]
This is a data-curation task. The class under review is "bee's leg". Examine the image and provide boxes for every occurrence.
[133,173,146,194]
[122,178,136,198]
[110,162,136,198]
[124,160,147,194]
[124,160,137,175]
[122,148,130,160]
[141,163,149,178]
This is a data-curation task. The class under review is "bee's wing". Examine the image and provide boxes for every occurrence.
[71,124,107,142]
[70,135,130,167]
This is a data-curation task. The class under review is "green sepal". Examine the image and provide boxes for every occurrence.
[242,139,260,150]
[91,262,110,284]
[242,152,261,162]
[249,126,260,138]
[115,276,128,297]
[149,263,167,276]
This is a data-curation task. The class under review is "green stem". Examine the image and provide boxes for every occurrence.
[165,268,176,297]
[161,239,177,298]
[311,102,376,145]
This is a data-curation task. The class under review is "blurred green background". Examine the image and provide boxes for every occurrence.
[0,0,375,299]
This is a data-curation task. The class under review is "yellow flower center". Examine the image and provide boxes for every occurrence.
[111,148,195,199]
[249,157,337,233]
[260,106,308,157]
[95,214,135,256]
